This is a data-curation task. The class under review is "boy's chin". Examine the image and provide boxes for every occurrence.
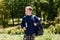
[27,15,30,16]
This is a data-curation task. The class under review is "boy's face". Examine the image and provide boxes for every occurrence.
[25,8,32,16]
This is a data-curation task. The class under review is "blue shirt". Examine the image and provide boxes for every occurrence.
[21,15,40,35]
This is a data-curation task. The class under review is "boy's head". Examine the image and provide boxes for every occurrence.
[25,6,33,16]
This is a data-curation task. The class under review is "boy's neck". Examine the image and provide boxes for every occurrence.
[26,14,32,16]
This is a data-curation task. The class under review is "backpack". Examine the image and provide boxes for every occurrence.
[31,15,43,36]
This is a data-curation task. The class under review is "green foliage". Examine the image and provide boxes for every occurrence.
[0,27,60,40]
[54,17,60,24]
[0,27,24,35]
[0,0,34,27]
[48,25,55,33]
[55,24,60,34]
[0,0,60,29]
[48,24,60,34]
[0,29,60,40]
[42,21,50,28]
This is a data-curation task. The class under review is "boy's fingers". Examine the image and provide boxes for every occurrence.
[34,23,37,26]
[23,27,27,30]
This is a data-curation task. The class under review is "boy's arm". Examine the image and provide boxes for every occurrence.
[34,16,41,26]
[34,16,43,29]
[21,18,26,30]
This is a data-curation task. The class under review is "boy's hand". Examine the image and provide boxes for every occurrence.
[23,27,27,30]
[34,23,37,27]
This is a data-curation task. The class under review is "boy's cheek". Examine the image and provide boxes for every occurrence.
[25,12,29,15]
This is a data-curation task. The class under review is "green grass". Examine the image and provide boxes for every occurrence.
[0,33,60,40]
[0,28,60,40]
[0,34,23,40]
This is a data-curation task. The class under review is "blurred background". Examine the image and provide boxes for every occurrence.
[0,0,60,40]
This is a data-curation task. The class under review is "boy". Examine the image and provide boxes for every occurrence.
[21,6,40,40]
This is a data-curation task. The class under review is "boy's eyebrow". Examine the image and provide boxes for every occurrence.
[29,8,32,11]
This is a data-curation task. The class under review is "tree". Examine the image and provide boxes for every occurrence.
[1,0,33,26]
[0,0,10,28]
[33,0,41,17]
[47,0,57,21]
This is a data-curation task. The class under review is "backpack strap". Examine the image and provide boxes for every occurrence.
[31,15,35,23]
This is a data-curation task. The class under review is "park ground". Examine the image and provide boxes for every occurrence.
[0,28,60,40]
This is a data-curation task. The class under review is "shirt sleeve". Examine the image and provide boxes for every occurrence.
[21,17,26,28]
[34,16,40,24]
[34,16,43,29]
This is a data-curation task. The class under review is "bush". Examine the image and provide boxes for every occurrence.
[1,26,24,35]
[48,25,55,33]
[54,17,60,24]
[55,24,60,34]
[48,24,60,34]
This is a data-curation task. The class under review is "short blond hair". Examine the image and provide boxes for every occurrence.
[25,6,33,10]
